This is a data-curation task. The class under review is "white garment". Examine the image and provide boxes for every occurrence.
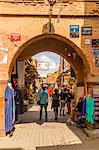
[7,82,15,123]
[8,82,12,89]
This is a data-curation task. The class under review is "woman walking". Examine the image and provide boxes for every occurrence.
[51,89,60,120]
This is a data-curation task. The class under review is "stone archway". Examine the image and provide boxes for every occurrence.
[0,33,90,136]
[9,33,90,85]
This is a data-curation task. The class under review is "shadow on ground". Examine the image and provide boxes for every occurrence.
[36,144,82,150]
[19,110,68,125]
[36,140,99,150]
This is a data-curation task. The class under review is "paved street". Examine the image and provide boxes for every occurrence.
[0,103,82,150]
[0,105,99,150]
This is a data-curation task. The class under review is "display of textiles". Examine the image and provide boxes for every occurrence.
[93,94,99,122]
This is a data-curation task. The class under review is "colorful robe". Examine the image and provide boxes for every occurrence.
[5,85,14,132]
[86,97,94,124]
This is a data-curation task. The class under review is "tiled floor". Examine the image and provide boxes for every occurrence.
[0,104,82,150]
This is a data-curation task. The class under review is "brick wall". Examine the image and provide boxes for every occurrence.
[0,1,99,135]
[0,81,7,136]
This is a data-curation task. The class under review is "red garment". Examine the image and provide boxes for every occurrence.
[48,88,54,95]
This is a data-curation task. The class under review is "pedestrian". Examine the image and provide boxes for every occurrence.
[86,93,94,129]
[48,86,54,100]
[5,82,14,137]
[38,87,48,122]
[51,89,60,120]
[70,97,83,121]
[59,87,67,116]
[67,89,73,114]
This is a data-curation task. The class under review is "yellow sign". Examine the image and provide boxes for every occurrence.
[53,72,58,78]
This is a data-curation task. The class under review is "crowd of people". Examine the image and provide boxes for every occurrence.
[4,82,95,137]
[35,85,74,121]
[35,85,95,129]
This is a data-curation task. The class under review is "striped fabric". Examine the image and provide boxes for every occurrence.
[94,94,99,122]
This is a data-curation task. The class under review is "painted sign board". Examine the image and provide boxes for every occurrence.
[81,27,92,35]
[37,61,49,70]
[92,39,99,47]
[10,33,21,42]
[93,49,99,55]
[70,25,79,38]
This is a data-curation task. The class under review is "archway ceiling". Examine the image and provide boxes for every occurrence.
[16,34,89,84]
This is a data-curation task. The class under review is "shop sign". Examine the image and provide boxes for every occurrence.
[93,49,99,55]
[95,55,99,67]
[84,39,91,45]
[81,27,92,35]
[10,33,21,42]
[70,25,79,38]
[92,39,99,47]
[37,61,49,70]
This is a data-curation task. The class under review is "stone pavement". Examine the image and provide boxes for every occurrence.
[0,103,82,150]
[36,139,99,150]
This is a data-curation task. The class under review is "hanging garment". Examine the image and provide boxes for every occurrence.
[5,84,14,133]
[82,96,86,117]
[93,89,99,122]
[94,96,99,122]
[86,97,94,124]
